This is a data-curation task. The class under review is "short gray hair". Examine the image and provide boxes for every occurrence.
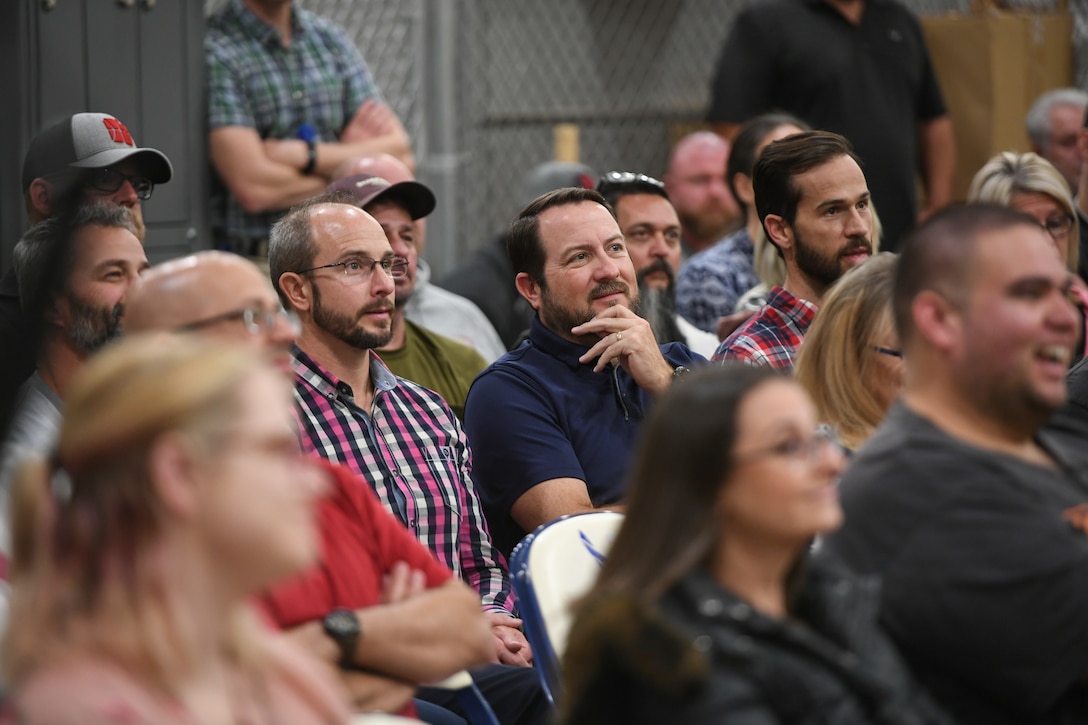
[14,203,137,314]
[1026,88,1088,152]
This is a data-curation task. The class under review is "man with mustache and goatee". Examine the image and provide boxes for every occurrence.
[325,173,488,421]
[463,187,704,556]
[714,131,875,370]
[268,194,550,724]
[596,171,720,358]
[0,202,148,515]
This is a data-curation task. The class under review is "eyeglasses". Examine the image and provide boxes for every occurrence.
[871,345,903,358]
[176,306,299,336]
[1041,214,1074,240]
[296,255,409,281]
[736,424,842,466]
[597,171,666,195]
[87,167,154,201]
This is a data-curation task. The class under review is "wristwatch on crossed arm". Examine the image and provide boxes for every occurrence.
[322,607,361,669]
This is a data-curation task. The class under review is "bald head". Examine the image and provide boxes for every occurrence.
[126,251,271,332]
[125,250,297,372]
[667,131,729,172]
[334,153,414,185]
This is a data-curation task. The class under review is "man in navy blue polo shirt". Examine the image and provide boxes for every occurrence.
[463,187,703,555]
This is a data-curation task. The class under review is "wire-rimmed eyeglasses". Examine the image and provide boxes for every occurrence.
[1040,214,1074,240]
[296,255,409,281]
[176,306,299,336]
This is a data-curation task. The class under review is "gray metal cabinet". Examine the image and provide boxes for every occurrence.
[0,0,208,269]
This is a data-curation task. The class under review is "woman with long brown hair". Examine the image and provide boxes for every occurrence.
[561,365,950,724]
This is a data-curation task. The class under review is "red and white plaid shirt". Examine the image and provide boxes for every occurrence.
[712,285,817,371]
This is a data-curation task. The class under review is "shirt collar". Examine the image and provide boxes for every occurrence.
[527,315,596,372]
[227,0,311,48]
[292,345,399,400]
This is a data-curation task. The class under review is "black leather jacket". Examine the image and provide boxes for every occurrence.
[562,557,955,725]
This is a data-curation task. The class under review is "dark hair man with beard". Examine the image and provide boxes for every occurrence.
[326,173,488,420]
[596,171,720,358]
[462,187,704,556]
[713,131,874,370]
[0,202,147,506]
[268,194,549,724]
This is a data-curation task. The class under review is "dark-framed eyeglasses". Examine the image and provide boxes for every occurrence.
[736,424,843,466]
[296,255,409,282]
[87,167,154,201]
[176,306,299,336]
[871,345,903,358]
[1041,214,1074,240]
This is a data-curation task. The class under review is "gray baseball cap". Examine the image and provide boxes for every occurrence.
[21,112,173,191]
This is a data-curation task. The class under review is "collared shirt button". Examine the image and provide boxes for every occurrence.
[699,598,724,617]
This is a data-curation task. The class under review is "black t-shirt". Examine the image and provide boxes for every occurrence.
[823,402,1088,723]
[707,0,947,251]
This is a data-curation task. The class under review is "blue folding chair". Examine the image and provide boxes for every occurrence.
[509,512,624,707]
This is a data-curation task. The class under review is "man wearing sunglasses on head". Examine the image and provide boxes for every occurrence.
[1,112,172,438]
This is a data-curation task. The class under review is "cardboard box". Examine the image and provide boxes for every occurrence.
[920,0,1073,199]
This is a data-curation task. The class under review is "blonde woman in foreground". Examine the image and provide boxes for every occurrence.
[795,253,902,452]
[3,337,350,724]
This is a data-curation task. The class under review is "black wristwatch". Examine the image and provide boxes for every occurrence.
[322,607,361,669]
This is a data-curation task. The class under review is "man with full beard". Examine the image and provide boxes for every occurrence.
[326,173,488,420]
[462,187,704,556]
[714,131,874,370]
[0,203,147,521]
[596,171,720,358]
[267,194,548,724]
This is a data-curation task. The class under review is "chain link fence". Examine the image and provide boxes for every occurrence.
[206,0,1088,275]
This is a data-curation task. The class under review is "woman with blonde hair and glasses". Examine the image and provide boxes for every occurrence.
[795,254,902,452]
[3,336,349,723]
[968,151,1087,361]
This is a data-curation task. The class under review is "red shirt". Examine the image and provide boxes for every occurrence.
[262,459,452,626]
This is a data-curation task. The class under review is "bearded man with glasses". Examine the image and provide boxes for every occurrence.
[2,112,172,434]
[267,192,547,724]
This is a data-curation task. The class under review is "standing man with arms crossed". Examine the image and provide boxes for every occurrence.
[206,0,412,256]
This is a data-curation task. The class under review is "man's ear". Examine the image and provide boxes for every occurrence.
[733,172,755,207]
[912,289,961,353]
[514,272,542,311]
[28,179,52,220]
[764,214,793,254]
[278,272,311,314]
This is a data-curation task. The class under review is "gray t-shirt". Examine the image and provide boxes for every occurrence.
[0,372,62,553]
[823,402,1088,724]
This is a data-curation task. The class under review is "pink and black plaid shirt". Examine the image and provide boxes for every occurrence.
[712,285,817,371]
[292,346,514,614]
